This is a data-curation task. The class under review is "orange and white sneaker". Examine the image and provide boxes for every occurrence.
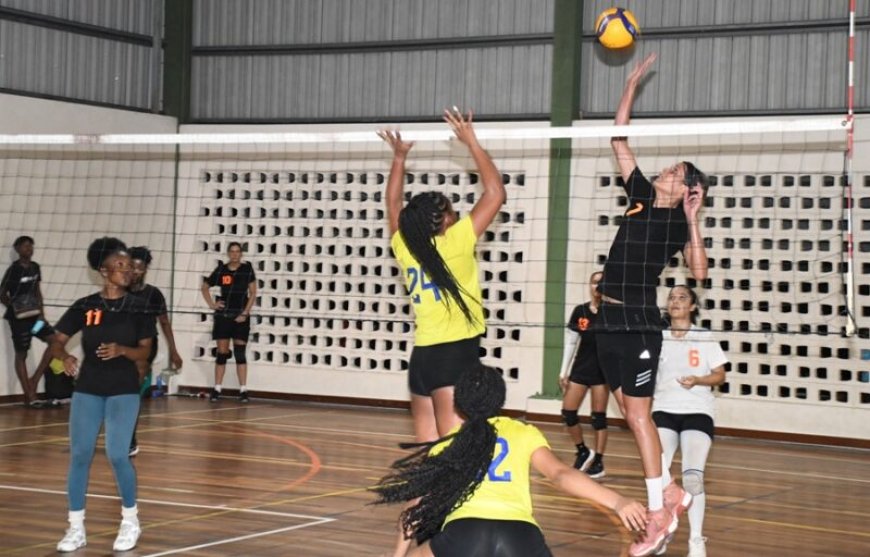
[629,507,677,557]
[663,481,693,519]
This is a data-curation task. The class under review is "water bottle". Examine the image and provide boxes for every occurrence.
[30,319,45,334]
[152,375,165,398]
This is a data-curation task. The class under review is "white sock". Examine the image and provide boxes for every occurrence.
[214,384,222,392]
[239,386,247,393]
[645,476,664,511]
[688,492,705,538]
[661,453,672,486]
[121,505,139,527]
[68,510,85,529]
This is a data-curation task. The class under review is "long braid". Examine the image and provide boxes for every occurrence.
[398,192,481,327]
[370,365,506,542]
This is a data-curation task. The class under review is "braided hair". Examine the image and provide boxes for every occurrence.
[398,191,480,327]
[371,364,506,543]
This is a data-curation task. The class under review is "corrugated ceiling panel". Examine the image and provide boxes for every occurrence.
[580,27,856,115]
[0,20,152,108]
[193,0,553,46]
[582,0,868,29]
[0,0,155,35]
[191,44,551,120]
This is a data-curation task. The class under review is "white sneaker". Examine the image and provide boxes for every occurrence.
[112,520,141,552]
[56,526,86,552]
[687,536,707,557]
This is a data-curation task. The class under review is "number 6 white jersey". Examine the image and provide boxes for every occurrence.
[653,326,729,418]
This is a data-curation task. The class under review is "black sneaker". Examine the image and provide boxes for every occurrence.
[239,391,249,403]
[573,444,593,470]
[129,445,140,457]
[586,454,606,479]
[209,389,220,403]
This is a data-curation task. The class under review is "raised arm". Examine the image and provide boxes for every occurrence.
[444,108,506,238]
[611,53,657,182]
[377,130,414,236]
[682,187,708,280]
[531,446,647,533]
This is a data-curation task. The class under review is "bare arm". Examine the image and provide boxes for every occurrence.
[531,446,647,532]
[157,313,183,370]
[50,332,78,376]
[201,280,220,310]
[682,187,708,280]
[444,108,506,238]
[611,53,657,182]
[678,364,726,389]
[378,130,414,236]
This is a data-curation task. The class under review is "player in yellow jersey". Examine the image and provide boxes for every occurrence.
[379,107,506,444]
[372,364,647,556]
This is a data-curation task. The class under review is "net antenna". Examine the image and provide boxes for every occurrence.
[843,0,858,336]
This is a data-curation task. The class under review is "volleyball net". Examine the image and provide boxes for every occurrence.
[0,116,864,405]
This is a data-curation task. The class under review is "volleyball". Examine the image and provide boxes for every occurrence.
[595,7,640,49]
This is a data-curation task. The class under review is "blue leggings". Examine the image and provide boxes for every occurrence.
[67,392,140,511]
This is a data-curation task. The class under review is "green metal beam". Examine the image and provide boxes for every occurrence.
[162,0,193,122]
[541,0,584,397]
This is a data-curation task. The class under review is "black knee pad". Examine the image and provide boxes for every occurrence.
[215,351,231,365]
[591,411,608,430]
[561,409,580,427]
[233,344,247,365]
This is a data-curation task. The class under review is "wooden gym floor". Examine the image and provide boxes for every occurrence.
[0,397,867,556]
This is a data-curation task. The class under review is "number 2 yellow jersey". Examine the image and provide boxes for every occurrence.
[429,416,550,527]
[391,215,485,346]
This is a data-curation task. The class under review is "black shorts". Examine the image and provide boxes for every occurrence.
[430,519,552,557]
[653,411,715,440]
[7,316,54,353]
[568,355,607,387]
[595,303,663,397]
[408,336,480,396]
[212,313,250,342]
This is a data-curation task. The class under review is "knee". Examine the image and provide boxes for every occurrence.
[591,411,608,430]
[682,469,704,496]
[233,344,247,365]
[215,351,231,365]
[561,409,580,427]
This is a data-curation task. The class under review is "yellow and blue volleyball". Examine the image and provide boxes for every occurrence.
[595,7,640,49]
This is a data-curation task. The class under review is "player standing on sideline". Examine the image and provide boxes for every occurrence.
[372,364,648,556]
[559,271,609,478]
[127,246,184,456]
[597,52,709,556]
[0,235,55,407]
[378,107,506,442]
[653,286,726,557]
[201,241,256,403]
[51,238,156,552]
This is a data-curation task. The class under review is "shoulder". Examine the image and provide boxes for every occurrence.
[446,215,475,238]
[71,293,99,310]
[688,326,715,340]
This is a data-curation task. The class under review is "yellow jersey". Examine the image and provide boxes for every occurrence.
[429,416,550,527]
[391,215,485,346]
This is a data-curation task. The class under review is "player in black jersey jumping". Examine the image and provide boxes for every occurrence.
[597,53,709,557]
[201,242,256,402]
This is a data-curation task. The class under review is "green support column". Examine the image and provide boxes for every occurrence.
[163,0,193,122]
[541,1,584,397]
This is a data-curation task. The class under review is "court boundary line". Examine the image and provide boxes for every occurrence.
[0,484,336,556]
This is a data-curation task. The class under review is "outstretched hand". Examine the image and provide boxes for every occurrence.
[443,106,479,147]
[683,186,703,221]
[614,496,648,533]
[377,129,414,159]
[626,52,657,87]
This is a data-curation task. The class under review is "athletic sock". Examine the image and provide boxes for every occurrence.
[645,476,664,511]
[239,386,247,393]
[661,454,672,486]
[214,384,222,392]
[68,510,85,529]
[121,505,139,527]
